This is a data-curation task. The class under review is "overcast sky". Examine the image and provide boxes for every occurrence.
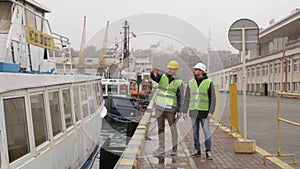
[39,0,299,52]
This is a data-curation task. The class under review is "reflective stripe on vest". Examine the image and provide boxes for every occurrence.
[155,74,182,108]
[188,79,211,111]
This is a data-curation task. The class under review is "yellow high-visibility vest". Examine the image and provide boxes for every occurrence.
[155,74,182,108]
[188,79,211,111]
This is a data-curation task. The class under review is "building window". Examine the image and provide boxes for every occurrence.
[256,84,260,92]
[275,63,281,74]
[48,91,62,136]
[62,89,73,128]
[256,66,261,76]
[278,83,281,91]
[262,65,268,75]
[251,67,255,76]
[4,97,30,163]
[269,64,273,74]
[30,94,48,147]
[294,59,299,72]
[269,83,272,91]
[251,84,255,92]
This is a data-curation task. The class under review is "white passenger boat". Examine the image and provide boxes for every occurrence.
[0,0,107,168]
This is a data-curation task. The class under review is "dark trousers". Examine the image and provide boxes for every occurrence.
[155,108,178,151]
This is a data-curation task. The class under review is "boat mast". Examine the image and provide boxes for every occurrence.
[77,16,87,74]
[121,20,130,70]
[97,21,110,77]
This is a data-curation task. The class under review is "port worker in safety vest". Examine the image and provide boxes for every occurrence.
[151,60,184,156]
[182,63,216,160]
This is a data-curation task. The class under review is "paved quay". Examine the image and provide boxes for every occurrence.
[114,93,299,169]
[219,93,300,169]
[139,114,285,169]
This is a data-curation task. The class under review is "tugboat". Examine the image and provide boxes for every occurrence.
[0,1,107,168]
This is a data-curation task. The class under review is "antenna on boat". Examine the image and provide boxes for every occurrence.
[77,16,87,75]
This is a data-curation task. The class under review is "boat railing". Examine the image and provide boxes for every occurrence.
[51,33,73,74]
[4,2,74,74]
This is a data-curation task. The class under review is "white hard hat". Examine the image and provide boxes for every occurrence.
[193,63,207,73]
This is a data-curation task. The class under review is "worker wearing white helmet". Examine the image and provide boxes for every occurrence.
[182,62,216,160]
[151,60,184,156]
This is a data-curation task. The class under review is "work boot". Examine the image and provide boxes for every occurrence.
[206,150,213,160]
[153,147,165,155]
[190,151,201,158]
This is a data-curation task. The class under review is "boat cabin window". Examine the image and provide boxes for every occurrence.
[89,99,95,115]
[73,87,81,121]
[87,85,92,97]
[3,97,30,163]
[30,94,48,147]
[108,85,118,95]
[88,84,95,114]
[120,84,128,95]
[0,2,12,33]
[80,85,89,118]
[62,89,73,128]
[25,9,36,28]
[80,85,88,101]
[48,91,62,136]
[82,103,89,118]
[102,84,106,95]
[94,83,103,106]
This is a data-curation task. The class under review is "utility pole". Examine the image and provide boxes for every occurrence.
[207,28,211,73]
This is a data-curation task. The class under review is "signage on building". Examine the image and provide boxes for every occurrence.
[26,26,55,50]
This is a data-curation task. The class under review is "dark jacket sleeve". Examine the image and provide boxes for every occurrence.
[176,82,184,112]
[182,85,190,113]
[208,82,216,114]
[150,71,162,83]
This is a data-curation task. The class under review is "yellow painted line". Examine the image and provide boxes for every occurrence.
[215,122,294,169]
[132,134,144,139]
[119,158,137,168]
[137,125,147,129]
[128,140,142,145]
[256,147,294,169]
[124,148,141,156]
